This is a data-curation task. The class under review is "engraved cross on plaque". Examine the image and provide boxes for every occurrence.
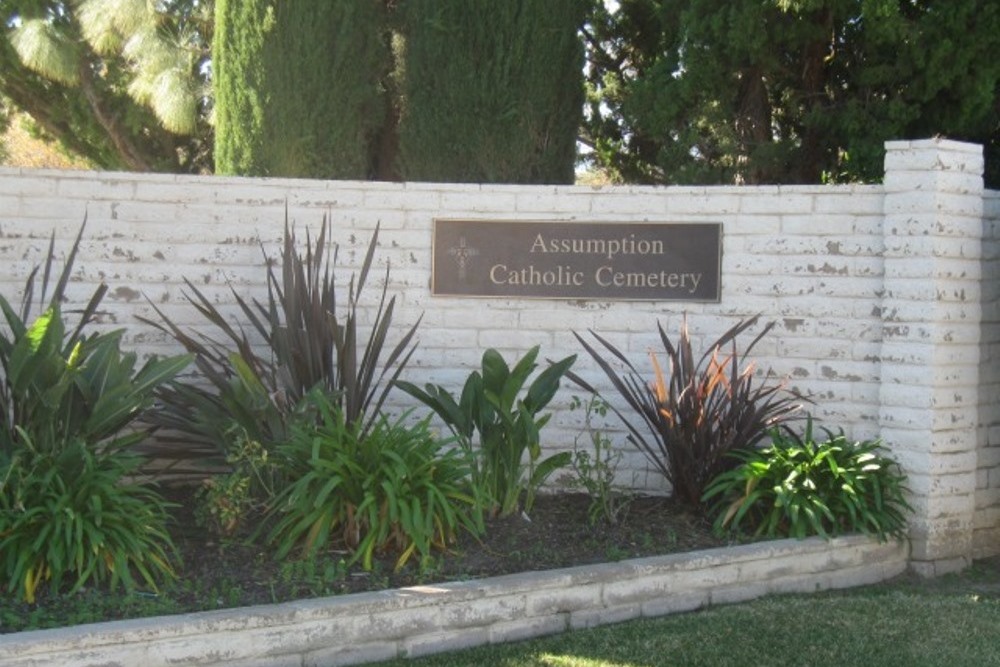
[448,236,479,281]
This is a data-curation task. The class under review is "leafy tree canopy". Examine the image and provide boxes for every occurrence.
[0,0,213,172]
[582,0,1000,186]
[3,0,998,186]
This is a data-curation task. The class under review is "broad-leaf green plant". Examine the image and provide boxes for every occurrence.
[142,215,421,475]
[0,312,190,455]
[570,315,803,507]
[0,222,189,602]
[397,346,576,518]
[703,418,911,540]
[266,390,483,572]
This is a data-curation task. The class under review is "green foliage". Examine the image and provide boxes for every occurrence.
[0,223,187,602]
[703,418,911,540]
[397,0,587,183]
[77,0,210,136]
[571,316,803,507]
[0,433,177,603]
[214,0,390,177]
[568,395,632,526]
[582,0,1000,187]
[266,391,483,572]
[398,346,576,517]
[275,556,349,598]
[195,430,277,537]
[0,309,191,456]
[143,216,420,470]
[0,1,212,172]
[0,100,9,162]
[0,223,190,454]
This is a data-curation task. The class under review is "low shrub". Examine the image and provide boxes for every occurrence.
[567,395,632,526]
[0,223,188,602]
[397,345,576,518]
[194,428,277,536]
[143,216,421,471]
[0,433,178,603]
[703,418,911,540]
[266,391,483,572]
[571,315,803,506]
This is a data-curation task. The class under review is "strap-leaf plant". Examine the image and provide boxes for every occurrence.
[142,215,422,467]
[266,390,483,573]
[703,417,911,541]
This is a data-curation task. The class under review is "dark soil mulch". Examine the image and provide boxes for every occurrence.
[166,485,729,610]
[0,486,731,632]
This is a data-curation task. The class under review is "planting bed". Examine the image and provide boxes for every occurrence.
[0,488,909,667]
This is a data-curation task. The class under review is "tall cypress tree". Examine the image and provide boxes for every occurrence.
[214,0,390,178]
[395,0,586,184]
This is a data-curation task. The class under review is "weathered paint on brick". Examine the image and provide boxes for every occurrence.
[0,135,997,580]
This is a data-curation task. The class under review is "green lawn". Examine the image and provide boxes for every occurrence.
[372,561,1000,667]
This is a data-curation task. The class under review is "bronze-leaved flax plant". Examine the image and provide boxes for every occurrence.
[141,215,421,471]
[570,315,804,507]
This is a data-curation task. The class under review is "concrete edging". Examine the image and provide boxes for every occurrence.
[0,535,908,667]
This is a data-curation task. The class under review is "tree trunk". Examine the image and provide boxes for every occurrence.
[735,66,772,184]
[798,8,834,184]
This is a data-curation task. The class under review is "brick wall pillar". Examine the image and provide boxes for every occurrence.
[880,138,985,575]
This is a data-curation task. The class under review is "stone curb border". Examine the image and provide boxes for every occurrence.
[0,535,908,667]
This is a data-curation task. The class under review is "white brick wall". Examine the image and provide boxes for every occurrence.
[0,137,997,569]
[976,189,1000,558]
[879,139,986,571]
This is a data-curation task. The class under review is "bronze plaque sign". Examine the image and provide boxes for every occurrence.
[432,220,721,301]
